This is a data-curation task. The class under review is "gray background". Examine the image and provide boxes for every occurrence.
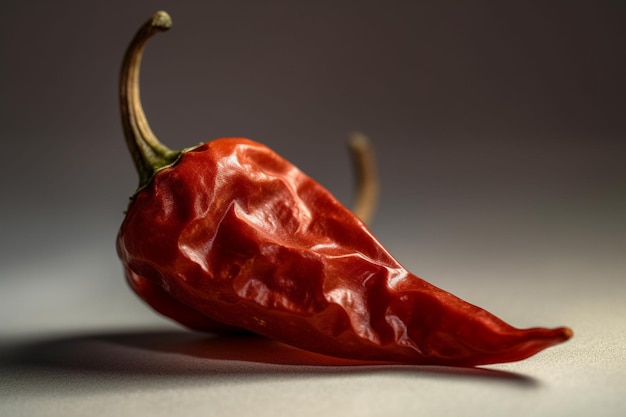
[1,1,625,416]
[1,1,624,273]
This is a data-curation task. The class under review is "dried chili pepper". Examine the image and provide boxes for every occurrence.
[117,11,572,366]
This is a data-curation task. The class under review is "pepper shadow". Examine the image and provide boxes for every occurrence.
[0,328,539,390]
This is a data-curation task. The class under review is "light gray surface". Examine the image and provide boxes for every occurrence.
[1,1,625,416]
[1,232,625,416]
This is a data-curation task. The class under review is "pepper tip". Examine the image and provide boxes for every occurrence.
[560,326,574,341]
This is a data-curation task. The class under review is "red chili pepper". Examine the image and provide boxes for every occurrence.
[117,12,572,366]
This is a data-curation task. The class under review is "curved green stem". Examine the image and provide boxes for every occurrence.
[120,11,180,188]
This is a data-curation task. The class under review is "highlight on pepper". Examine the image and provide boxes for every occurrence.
[116,11,572,367]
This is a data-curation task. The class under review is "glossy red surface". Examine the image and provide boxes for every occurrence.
[117,138,571,366]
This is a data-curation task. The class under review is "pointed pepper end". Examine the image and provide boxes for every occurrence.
[556,326,574,342]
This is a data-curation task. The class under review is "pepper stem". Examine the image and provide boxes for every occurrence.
[120,11,180,188]
[348,132,379,225]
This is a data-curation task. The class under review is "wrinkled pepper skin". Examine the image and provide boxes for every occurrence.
[117,138,572,366]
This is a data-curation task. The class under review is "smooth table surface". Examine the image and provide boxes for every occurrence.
[1,229,624,417]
